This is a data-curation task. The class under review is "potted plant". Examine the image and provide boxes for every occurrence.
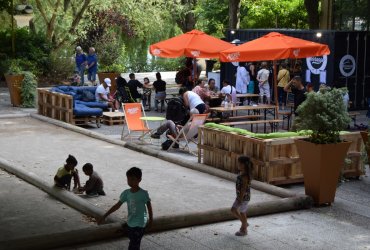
[4,59,24,107]
[20,71,37,108]
[294,88,352,205]
[360,122,370,171]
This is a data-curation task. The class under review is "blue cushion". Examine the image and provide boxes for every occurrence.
[75,100,108,109]
[75,87,97,95]
[74,104,102,117]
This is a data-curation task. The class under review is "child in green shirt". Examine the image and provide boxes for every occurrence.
[99,167,153,250]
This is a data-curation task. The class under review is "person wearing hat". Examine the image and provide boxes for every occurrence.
[75,46,87,85]
[95,78,115,110]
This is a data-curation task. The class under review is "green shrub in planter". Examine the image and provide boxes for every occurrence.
[21,71,37,108]
[294,88,351,144]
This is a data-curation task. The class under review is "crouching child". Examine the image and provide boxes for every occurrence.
[79,163,105,196]
[54,154,81,190]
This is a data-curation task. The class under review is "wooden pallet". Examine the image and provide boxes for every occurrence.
[103,112,125,126]
[37,88,101,127]
[198,126,364,185]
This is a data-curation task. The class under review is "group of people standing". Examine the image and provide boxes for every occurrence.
[233,60,310,115]
[75,46,98,85]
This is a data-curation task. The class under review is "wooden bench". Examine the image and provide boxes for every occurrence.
[227,114,263,121]
[206,115,263,124]
[220,119,283,132]
[206,117,221,123]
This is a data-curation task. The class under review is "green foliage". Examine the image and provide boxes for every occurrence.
[0,0,12,13]
[149,57,184,72]
[21,71,37,108]
[195,0,228,37]
[196,0,308,35]
[94,33,126,73]
[0,10,12,31]
[0,27,52,75]
[241,0,308,29]
[7,59,23,74]
[333,0,369,30]
[294,88,351,144]
[45,49,75,82]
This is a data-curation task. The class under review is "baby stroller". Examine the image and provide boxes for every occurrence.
[114,76,136,109]
[166,97,189,126]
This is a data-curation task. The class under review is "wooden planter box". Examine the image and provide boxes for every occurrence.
[5,74,24,107]
[37,88,100,126]
[198,126,364,185]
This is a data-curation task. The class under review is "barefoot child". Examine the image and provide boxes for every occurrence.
[231,156,253,236]
[99,167,153,250]
[78,163,105,196]
[54,154,81,190]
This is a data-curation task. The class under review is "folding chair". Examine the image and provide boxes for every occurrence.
[167,114,208,155]
[121,103,150,141]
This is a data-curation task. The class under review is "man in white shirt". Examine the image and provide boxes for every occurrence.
[220,79,237,105]
[236,62,250,95]
[257,62,271,104]
[95,78,115,110]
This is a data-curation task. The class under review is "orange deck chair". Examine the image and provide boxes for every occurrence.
[121,103,150,141]
[167,113,208,155]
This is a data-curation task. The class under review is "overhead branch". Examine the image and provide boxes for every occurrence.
[55,0,92,49]
[35,0,49,26]
[49,0,62,39]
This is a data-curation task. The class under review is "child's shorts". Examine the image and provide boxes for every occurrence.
[232,199,249,213]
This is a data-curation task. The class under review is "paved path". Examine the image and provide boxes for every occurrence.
[0,117,278,219]
[0,169,96,241]
[1,84,370,249]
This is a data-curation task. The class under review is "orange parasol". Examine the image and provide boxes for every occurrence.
[219,32,331,108]
[150,29,235,59]
[219,32,330,62]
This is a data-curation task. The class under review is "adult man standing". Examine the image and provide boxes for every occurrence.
[95,78,115,110]
[284,76,306,115]
[235,62,250,105]
[127,73,144,102]
[257,62,271,104]
[87,47,98,86]
[75,46,87,85]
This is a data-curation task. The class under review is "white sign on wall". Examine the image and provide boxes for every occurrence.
[339,55,356,77]
[306,55,328,75]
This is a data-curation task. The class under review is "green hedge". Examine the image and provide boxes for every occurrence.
[204,123,349,139]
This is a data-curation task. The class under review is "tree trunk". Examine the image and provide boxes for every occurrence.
[304,0,319,29]
[176,0,197,33]
[229,0,241,29]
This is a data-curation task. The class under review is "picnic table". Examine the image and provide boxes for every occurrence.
[209,104,280,133]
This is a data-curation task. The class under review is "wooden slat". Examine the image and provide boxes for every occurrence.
[198,126,364,185]
[220,119,282,126]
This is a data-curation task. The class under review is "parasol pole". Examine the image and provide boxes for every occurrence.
[273,60,278,118]
[193,58,197,82]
